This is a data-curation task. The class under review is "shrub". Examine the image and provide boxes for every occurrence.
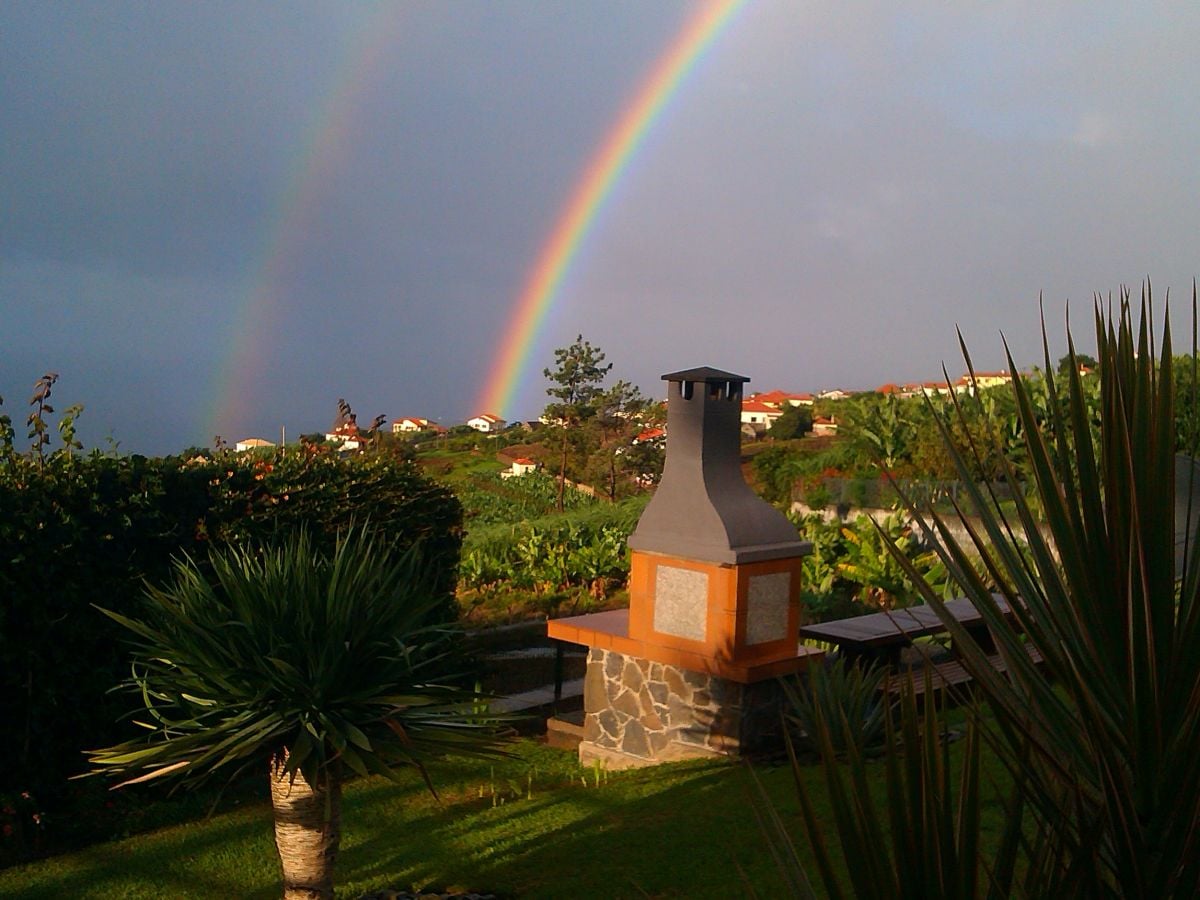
[784,658,888,759]
[0,442,462,854]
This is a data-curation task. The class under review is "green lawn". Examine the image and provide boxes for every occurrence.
[1,742,803,898]
[1,736,1005,899]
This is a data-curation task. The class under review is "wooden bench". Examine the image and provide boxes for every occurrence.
[880,643,1045,700]
[799,595,1014,667]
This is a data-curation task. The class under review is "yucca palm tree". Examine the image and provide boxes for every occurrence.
[777,289,1200,897]
[85,527,506,900]
[906,290,1200,896]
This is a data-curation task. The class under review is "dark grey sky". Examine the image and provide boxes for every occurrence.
[4,2,1199,454]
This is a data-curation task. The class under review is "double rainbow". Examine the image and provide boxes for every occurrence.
[207,2,749,441]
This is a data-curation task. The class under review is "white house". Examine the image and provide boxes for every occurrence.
[740,399,784,434]
[500,457,539,479]
[467,413,506,433]
[750,390,815,408]
[324,422,361,450]
[921,381,954,398]
[391,417,433,434]
[235,437,275,452]
[955,370,1013,396]
[812,416,839,436]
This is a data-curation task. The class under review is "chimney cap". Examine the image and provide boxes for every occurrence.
[660,366,750,384]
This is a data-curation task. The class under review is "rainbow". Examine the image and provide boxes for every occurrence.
[474,0,751,420]
[205,7,407,443]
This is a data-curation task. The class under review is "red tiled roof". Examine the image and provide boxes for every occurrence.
[752,390,814,405]
[741,399,781,414]
[634,427,665,442]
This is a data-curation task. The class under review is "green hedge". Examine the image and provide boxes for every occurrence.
[0,444,462,813]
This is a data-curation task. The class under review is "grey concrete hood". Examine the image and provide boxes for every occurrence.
[628,367,809,564]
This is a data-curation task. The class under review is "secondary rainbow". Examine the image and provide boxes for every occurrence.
[474,0,750,419]
[205,8,406,442]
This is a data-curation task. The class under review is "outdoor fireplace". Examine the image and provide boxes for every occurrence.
[547,367,817,768]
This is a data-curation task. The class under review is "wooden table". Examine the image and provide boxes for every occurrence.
[798,595,1011,664]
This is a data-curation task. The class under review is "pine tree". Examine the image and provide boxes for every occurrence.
[542,335,612,511]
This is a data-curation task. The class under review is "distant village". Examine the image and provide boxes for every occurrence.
[232,370,1019,455]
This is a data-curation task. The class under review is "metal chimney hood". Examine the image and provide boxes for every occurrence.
[627,367,807,565]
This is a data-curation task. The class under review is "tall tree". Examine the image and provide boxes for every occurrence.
[543,335,612,510]
[592,379,649,501]
[767,403,813,441]
[1057,351,1099,375]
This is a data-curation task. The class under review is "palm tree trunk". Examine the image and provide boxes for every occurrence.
[270,753,341,900]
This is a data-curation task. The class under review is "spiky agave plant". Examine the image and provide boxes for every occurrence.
[780,675,992,900]
[85,527,508,900]
[765,288,1200,899]
[894,287,1200,897]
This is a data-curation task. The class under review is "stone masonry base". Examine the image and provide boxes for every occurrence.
[578,647,791,769]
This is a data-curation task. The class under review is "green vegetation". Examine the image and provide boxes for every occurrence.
[539,335,663,506]
[754,368,1108,513]
[772,291,1200,897]
[408,335,662,625]
[767,403,814,440]
[458,470,600,526]
[542,335,614,511]
[780,671,994,899]
[14,296,1200,896]
[0,391,464,863]
[86,528,505,899]
[458,496,648,622]
[794,513,950,621]
[783,658,887,758]
[2,738,1009,899]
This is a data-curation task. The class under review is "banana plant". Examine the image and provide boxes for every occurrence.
[835,513,918,609]
[797,515,842,598]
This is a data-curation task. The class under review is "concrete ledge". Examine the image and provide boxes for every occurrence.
[548,609,823,683]
[545,710,585,751]
[490,677,583,714]
[578,738,724,770]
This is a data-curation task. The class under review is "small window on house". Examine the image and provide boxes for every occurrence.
[682,381,694,401]
[728,381,742,402]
